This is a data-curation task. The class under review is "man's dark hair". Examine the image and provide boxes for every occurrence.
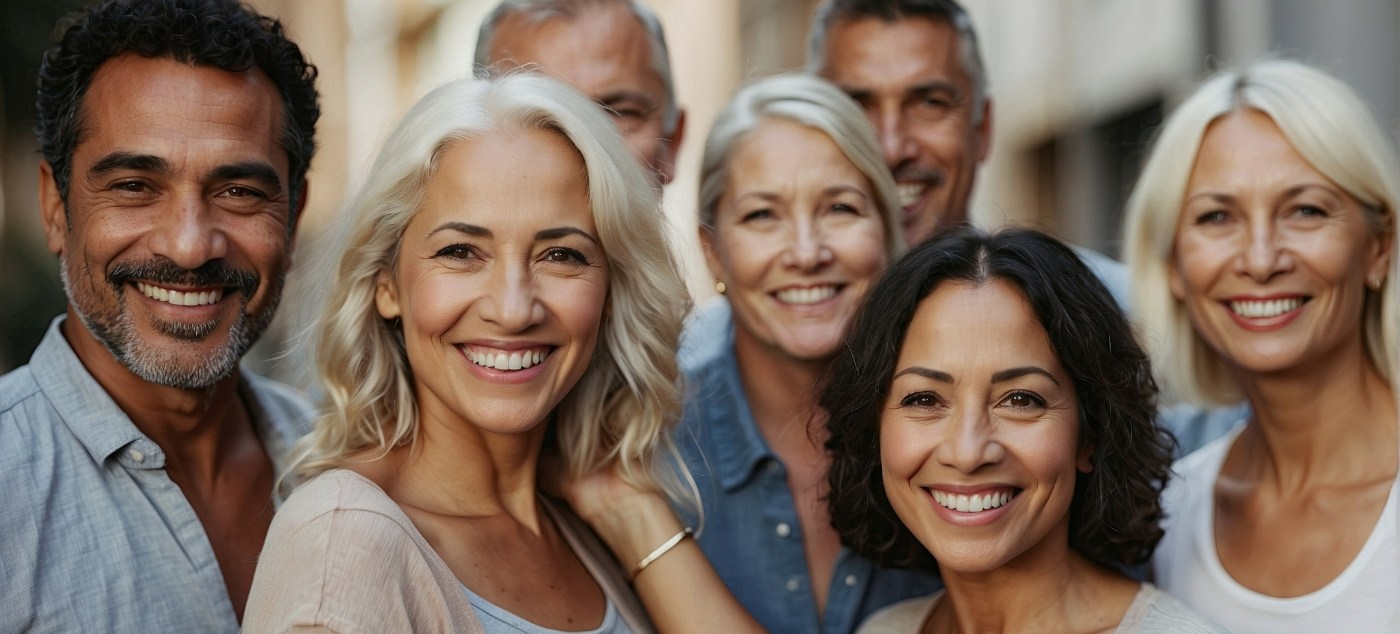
[35,0,320,214]
[822,227,1174,573]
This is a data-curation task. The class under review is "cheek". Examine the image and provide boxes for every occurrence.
[831,222,888,277]
[714,230,780,288]
[400,273,474,338]
[879,415,932,482]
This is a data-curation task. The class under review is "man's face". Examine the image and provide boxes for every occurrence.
[487,3,683,184]
[821,16,991,245]
[39,54,297,389]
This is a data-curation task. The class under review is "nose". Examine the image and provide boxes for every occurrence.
[875,107,917,171]
[934,406,1005,474]
[1239,220,1292,282]
[148,193,227,269]
[780,216,834,272]
[480,260,542,332]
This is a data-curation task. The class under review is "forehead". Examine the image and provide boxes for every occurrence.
[489,4,664,102]
[76,54,286,172]
[727,119,865,189]
[822,16,969,94]
[1189,109,1324,186]
[902,280,1059,371]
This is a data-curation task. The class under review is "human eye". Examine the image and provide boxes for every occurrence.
[110,179,155,196]
[1292,204,1329,219]
[541,246,590,266]
[1193,210,1230,226]
[433,243,475,260]
[998,390,1047,410]
[896,390,944,409]
[740,208,774,223]
[831,201,861,215]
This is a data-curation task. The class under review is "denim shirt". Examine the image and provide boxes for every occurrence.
[676,300,938,634]
[0,317,313,633]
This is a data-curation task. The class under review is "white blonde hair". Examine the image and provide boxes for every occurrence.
[287,73,693,502]
[1123,59,1399,406]
[698,73,905,258]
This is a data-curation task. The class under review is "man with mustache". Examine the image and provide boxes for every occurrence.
[0,0,319,630]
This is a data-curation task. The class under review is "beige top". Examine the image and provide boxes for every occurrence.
[243,469,655,633]
[856,584,1225,634]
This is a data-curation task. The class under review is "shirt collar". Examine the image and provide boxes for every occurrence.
[30,315,298,471]
[683,302,776,492]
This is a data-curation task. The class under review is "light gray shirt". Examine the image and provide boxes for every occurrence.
[0,317,312,633]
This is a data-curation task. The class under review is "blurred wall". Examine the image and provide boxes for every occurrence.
[2,0,1397,377]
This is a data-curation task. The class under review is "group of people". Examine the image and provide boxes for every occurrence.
[1,0,1396,633]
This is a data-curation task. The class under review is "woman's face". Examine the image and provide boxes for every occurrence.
[881,280,1089,574]
[702,118,888,363]
[375,128,608,437]
[1170,109,1391,375]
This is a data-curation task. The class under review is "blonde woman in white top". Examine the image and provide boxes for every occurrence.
[1125,59,1400,632]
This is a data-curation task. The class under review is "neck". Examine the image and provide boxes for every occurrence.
[1231,340,1398,489]
[389,389,550,532]
[935,536,1125,634]
[732,324,830,447]
[60,310,248,477]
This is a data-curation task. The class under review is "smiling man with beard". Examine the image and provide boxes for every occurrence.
[0,0,319,631]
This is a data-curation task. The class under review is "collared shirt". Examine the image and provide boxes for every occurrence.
[0,317,313,633]
[675,300,938,634]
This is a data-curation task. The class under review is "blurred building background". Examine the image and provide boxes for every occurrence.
[1,0,1397,378]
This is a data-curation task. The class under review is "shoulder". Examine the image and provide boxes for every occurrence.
[856,592,939,634]
[1069,245,1129,310]
[1119,584,1227,634]
[0,364,42,416]
[246,470,478,633]
[678,298,733,375]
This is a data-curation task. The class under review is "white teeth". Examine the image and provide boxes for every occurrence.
[775,285,838,305]
[468,347,549,372]
[1230,298,1304,318]
[136,282,222,307]
[897,183,926,208]
[933,489,1015,513]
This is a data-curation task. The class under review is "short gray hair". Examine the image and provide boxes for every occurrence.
[806,0,988,125]
[698,73,905,259]
[474,0,679,135]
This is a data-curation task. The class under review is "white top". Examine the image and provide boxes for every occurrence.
[1154,426,1400,633]
[855,584,1222,633]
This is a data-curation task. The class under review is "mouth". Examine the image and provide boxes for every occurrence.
[897,182,931,214]
[462,345,554,372]
[929,487,1020,514]
[773,284,842,305]
[135,281,225,307]
[1227,296,1309,319]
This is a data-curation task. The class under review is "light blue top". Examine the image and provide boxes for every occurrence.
[675,302,938,634]
[0,317,312,633]
[462,584,630,634]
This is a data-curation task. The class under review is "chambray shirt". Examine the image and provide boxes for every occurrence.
[675,301,938,634]
[0,317,313,633]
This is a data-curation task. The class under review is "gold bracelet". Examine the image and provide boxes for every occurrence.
[626,527,694,582]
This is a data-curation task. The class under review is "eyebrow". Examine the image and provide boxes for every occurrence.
[892,365,1060,386]
[426,222,597,244]
[1185,183,1340,206]
[595,90,658,111]
[212,161,284,194]
[88,151,169,177]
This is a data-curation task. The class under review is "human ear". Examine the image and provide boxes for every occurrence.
[374,268,401,320]
[1076,441,1095,474]
[38,161,67,256]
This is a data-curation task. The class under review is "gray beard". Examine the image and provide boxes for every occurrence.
[60,259,281,390]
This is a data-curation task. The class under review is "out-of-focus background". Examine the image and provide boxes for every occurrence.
[2,0,1397,380]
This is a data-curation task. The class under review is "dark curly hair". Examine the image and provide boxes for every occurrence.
[823,227,1174,573]
[35,0,319,214]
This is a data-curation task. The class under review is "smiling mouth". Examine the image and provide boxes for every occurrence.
[897,182,930,210]
[135,281,224,307]
[774,285,841,305]
[463,346,553,371]
[1228,297,1309,318]
[931,487,1019,513]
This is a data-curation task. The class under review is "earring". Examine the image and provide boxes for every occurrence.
[1370,276,1385,291]
[714,280,727,295]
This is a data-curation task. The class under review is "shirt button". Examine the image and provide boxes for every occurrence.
[129,449,145,463]
[845,574,858,587]
[775,522,791,538]
[785,577,800,592]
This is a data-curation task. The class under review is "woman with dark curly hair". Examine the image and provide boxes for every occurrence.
[824,227,1222,633]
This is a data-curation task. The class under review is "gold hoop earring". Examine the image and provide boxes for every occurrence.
[714,280,727,295]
